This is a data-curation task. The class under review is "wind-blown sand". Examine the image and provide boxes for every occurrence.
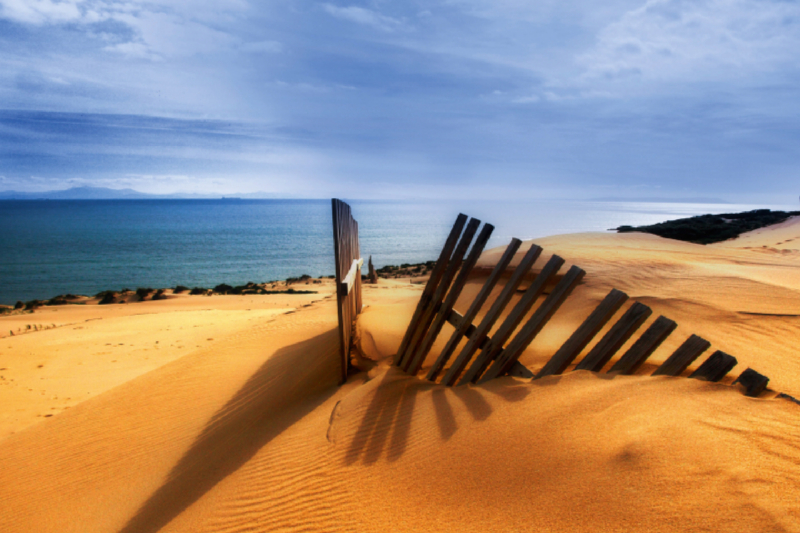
[1,220,799,532]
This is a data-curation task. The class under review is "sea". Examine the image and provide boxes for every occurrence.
[1,199,796,305]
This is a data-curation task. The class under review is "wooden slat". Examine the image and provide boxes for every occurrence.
[507,361,534,378]
[479,265,586,383]
[400,217,481,371]
[453,252,562,386]
[339,258,364,296]
[733,368,770,397]
[689,350,737,382]
[445,309,479,342]
[425,238,521,380]
[394,214,468,366]
[406,223,495,375]
[535,289,629,379]
[608,315,677,374]
[652,334,711,376]
[574,302,652,372]
[435,244,542,384]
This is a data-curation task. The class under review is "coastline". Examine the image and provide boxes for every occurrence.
[5,198,798,306]
[1,220,800,531]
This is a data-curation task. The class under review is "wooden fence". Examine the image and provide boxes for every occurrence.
[393,212,773,398]
[332,199,363,383]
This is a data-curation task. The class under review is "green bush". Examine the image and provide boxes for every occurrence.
[98,292,116,305]
[136,288,154,301]
[213,283,234,294]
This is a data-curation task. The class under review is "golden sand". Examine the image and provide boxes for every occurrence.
[1,221,799,532]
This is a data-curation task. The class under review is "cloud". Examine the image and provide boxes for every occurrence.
[0,0,250,60]
[0,0,84,25]
[580,0,800,85]
[111,10,240,59]
[321,4,405,32]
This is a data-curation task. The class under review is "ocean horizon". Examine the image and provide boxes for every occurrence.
[1,198,796,305]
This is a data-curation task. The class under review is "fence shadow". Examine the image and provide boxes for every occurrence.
[118,329,341,533]
[344,369,530,465]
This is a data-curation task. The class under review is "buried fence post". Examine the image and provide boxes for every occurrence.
[368,256,378,283]
[479,265,586,384]
[653,334,711,377]
[394,214,468,367]
[455,254,565,386]
[536,289,629,379]
[574,301,652,373]
[435,244,542,384]
[733,368,770,397]
[689,350,738,382]
[426,238,523,381]
[608,315,677,375]
[399,218,481,372]
[332,198,363,384]
[405,223,495,376]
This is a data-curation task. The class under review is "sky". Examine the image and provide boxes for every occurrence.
[0,0,799,201]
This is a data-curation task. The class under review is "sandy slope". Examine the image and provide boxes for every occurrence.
[0,289,330,440]
[1,223,799,532]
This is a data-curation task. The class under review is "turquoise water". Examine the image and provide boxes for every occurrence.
[0,199,792,305]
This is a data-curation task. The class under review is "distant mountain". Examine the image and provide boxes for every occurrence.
[590,196,730,204]
[0,187,156,199]
[0,187,301,200]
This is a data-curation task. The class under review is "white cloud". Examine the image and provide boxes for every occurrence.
[104,40,160,60]
[321,4,405,32]
[580,0,800,84]
[0,0,84,25]
[114,10,240,58]
[0,0,252,60]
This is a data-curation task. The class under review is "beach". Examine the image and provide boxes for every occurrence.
[1,219,800,532]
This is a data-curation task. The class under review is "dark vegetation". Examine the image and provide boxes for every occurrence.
[375,261,436,279]
[265,288,317,294]
[136,288,154,301]
[615,209,800,245]
[11,274,327,311]
[214,280,317,295]
[97,291,117,305]
[285,274,312,284]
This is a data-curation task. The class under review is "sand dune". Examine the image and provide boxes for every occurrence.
[1,223,799,532]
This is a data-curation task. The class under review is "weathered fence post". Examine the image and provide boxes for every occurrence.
[332,199,363,384]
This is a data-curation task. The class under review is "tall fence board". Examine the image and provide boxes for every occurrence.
[332,199,363,384]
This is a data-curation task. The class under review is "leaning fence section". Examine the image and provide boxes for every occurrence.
[393,213,584,385]
[332,199,363,383]
[392,212,775,399]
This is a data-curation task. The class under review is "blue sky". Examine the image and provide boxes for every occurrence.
[1,0,799,201]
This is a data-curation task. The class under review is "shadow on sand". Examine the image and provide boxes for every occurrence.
[119,329,340,533]
[344,368,530,465]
